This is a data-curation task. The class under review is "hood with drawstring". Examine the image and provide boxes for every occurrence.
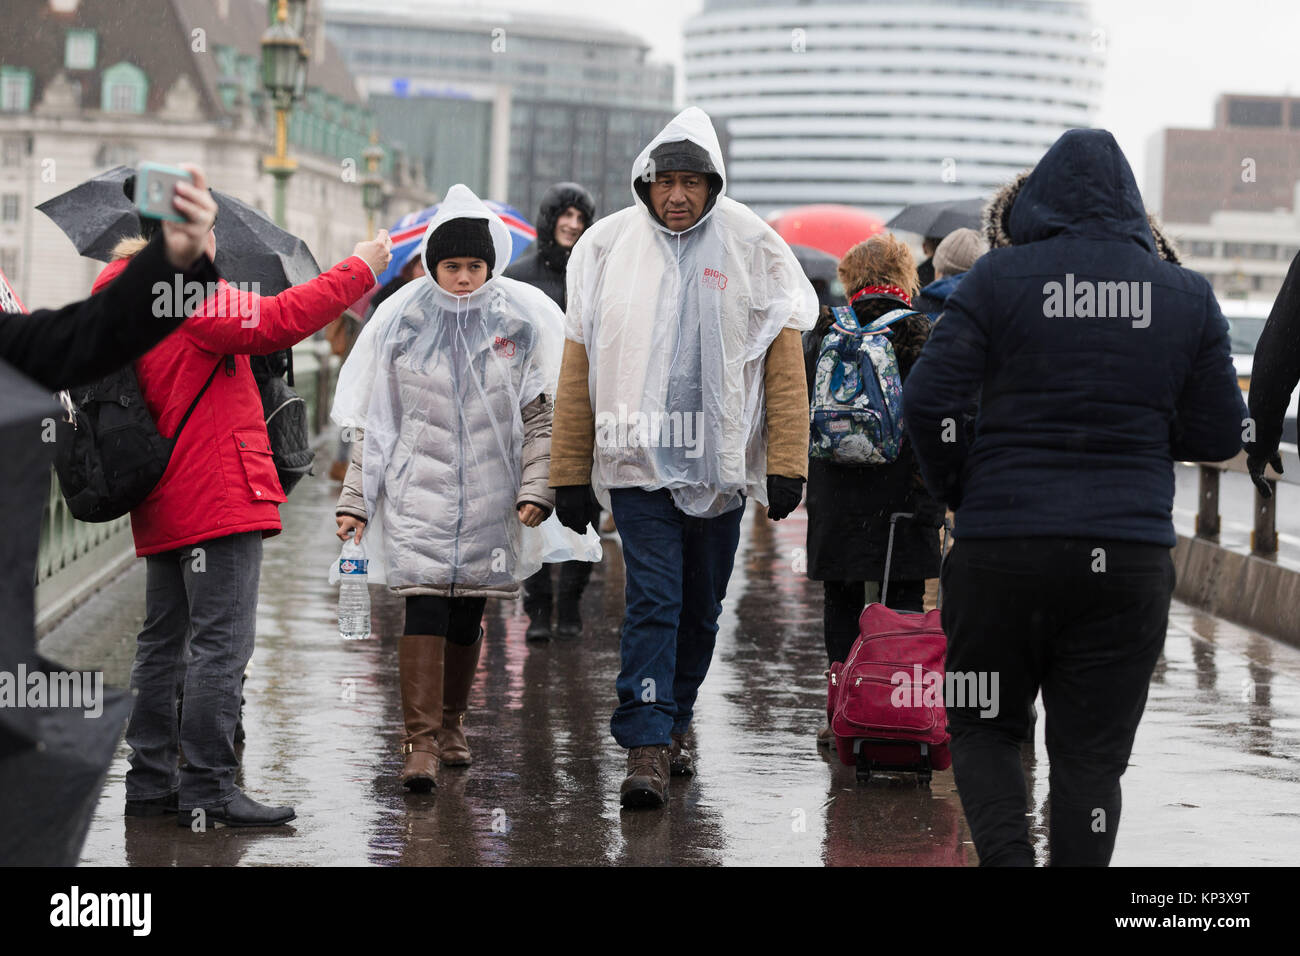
[502,182,596,309]
[564,107,818,517]
[331,183,567,592]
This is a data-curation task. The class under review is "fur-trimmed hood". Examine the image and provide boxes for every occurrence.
[982,131,1180,264]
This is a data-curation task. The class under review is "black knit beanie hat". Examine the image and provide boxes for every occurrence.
[426,217,495,272]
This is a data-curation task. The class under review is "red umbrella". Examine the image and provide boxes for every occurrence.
[767,205,887,260]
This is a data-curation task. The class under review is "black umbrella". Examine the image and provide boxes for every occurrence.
[0,359,132,865]
[791,243,844,308]
[886,196,987,240]
[37,165,320,295]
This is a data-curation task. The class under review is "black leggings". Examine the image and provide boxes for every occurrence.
[822,578,925,666]
[403,595,486,645]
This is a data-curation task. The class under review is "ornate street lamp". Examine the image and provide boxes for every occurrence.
[362,131,385,239]
[260,0,303,228]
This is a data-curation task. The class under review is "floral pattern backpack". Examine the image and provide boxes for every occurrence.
[809,307,918,466]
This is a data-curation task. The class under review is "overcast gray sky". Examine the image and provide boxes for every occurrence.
[437,0,1300,199]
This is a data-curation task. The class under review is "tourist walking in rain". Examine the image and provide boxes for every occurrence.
[100,182,391,829]
[903,129,1246,865]
[912,227,988,320]
[505,181,603,641]
[550,106,817,809]
[333,184,563,793]
[803,233,943,749]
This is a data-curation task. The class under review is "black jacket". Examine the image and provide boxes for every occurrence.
[1246,250,1300,457]
[504,182,595,310]
[904,129,1245,547]
[0,234,219,391]
[804,299,943,582]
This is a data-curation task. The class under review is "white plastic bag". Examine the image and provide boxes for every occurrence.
[518,512,602,571]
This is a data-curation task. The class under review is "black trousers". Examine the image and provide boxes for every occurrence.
[523,560,594,613]
[940,537,1172,867]
[822,578,925,666]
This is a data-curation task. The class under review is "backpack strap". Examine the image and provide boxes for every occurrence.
[862,308,922,334]
[170,356,226,443]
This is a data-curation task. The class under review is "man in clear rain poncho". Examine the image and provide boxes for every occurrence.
[332,184,572,792]
[551,107,818,809]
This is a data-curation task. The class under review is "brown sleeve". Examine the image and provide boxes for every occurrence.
[764,326,810,479]
[549,338,596,486]
[517,393,555,511]
[335,428,367,520]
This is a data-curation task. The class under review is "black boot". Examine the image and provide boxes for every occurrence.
[555,596,582,639]
[177,789,295,829]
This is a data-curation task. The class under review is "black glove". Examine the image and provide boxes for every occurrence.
[556,485,595,533]
[585,487,603,529]
[1248,452,1284,498]
[766,475,804,521]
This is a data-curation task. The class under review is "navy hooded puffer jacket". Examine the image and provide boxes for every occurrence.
[903,129,1246,547]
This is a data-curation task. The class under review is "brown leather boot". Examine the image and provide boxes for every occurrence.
[620,744,670,809]
[438,629,483,767]
[398,634,444,792]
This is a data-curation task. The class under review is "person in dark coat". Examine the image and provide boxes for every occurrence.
[804,232,943,746]
[914,234,942,289]
[1244,249,1300,494]
[904,129,1245,867]
[505,181,600,640]
[913,227,987,319]
[504,182,595,310]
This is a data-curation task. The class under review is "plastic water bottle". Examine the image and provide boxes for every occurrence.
[338,536,372,640]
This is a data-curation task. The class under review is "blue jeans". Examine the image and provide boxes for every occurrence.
[125,531,262,808]
[608,488,745,748]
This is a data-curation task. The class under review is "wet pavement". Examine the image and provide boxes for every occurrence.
[40,450,1300,866]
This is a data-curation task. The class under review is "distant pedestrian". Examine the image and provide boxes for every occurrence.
[333,185,563,793]
[99,184,390,829]
[505,182,603,641]
[803,233,943,749]
[913,227,987,319]
[550,107,817,809]
[915,234,943,288]
[1243,249,1300,495]
[904,129,1245,866]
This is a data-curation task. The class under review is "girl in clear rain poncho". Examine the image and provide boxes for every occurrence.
[332,184,564,792]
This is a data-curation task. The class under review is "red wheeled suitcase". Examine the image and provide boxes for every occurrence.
[826,512,951,785]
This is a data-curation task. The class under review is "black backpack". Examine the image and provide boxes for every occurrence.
[54,357,224,522]
[250,348,313,496]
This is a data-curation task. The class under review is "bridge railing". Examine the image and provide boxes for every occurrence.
[35,341,336,631]
[1195,443,1299,556]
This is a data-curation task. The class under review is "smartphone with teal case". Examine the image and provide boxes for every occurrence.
[133,162,194,222]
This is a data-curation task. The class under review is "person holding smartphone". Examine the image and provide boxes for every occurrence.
[94,169,392,829]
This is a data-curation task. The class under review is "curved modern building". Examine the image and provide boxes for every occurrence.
[684,0,1105,217]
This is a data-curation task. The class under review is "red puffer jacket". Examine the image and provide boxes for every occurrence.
[91,255,374,556]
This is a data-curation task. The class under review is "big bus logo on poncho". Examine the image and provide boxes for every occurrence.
[701,268,728,290]
[493,336,516,357]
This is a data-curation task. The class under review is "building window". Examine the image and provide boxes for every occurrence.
[1,195,19,223]
[0,67,33,112]
[101,62,148,114]
[1,138,23,167]
[65,29,98,70]
[0,248,18,283]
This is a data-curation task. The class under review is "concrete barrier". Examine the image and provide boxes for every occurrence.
[1173,533,1300,649]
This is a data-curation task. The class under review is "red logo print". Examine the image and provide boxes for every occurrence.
[701,267,728,290]
[493,336,516,358]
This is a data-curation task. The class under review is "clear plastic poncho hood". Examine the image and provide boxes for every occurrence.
[566,106,819,517]
[332,184,568,588]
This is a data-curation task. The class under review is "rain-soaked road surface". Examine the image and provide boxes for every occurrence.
[41,451,1300,866]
